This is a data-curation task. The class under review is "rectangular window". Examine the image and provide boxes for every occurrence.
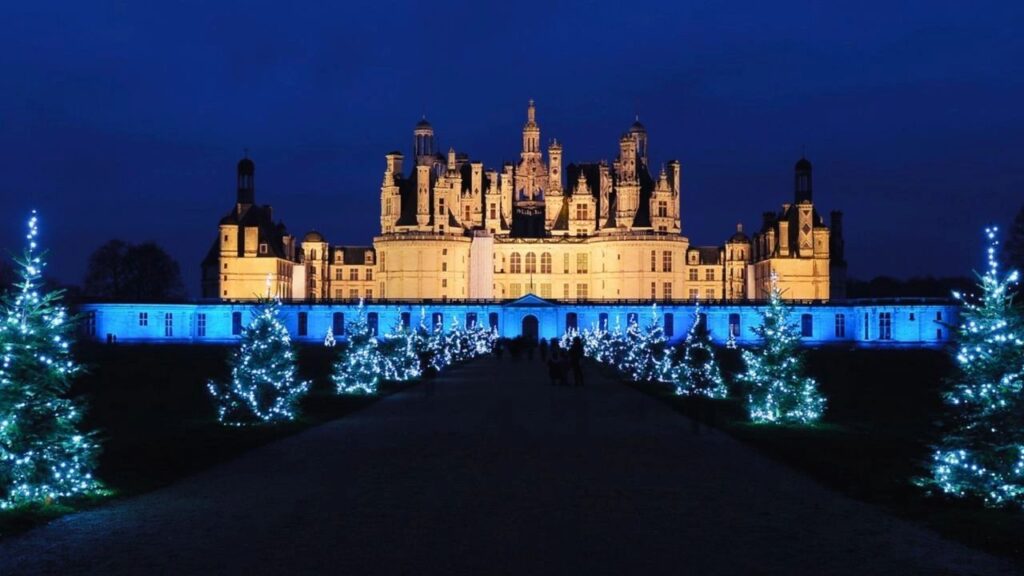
[689,288,699,300]
[909,312,915,321]
[164,313,173,337]
[651,282,657,300]
[139,312,148,327]
[563,253,570,274]
[366,269,373,281]
[232,311,243,335]
[729,313,740,337]
[438,198,445,215]
[540,283,551,298]
[864,313,870,340]
[563,284,570,299]
[879,312,892,340]
[801,313,813,338]
[705,269,715,281]
[566,312,578,330]
[489,204,496,219]
[834,313,846,338]
[349,269,358,281]
[510,283,522,297]
[350,289,359,299]
[576,283,588,300]
[333,312,345,335]
[442,262,447,272]
[334,288,344,299]
[335,269,344,280]
[689,269,698,281]
[663,282,672,300]
[658,201,668,218]
[197,313,207,337]
[662,251,672,272]
[577,253,588,274]
[705,289,715,300]
[442,279,448,288]
[298,312,308,336]
[367,312,378,335]
[259,243,268,255]
[365,289,373,300]
[936,311,943,321]
[650,251,656,272]
[664,313,674,337]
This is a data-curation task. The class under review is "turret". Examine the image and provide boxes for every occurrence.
[522,99,541,157]
[795,156,812,203]
[414,117,435,166]
[628,116,648,167]
[237,155,255,206]
[548,139,563,192]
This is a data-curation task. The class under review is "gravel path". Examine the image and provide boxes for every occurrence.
[0,357,1017,575]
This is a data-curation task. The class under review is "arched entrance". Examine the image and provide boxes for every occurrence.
[521,315,539,341]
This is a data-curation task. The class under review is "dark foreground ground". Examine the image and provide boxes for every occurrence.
[0,354,1017,575]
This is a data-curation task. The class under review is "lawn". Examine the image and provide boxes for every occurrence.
[0,343,408,537]
[630,347,1024,563]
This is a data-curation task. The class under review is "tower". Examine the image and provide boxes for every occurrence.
[522,99,541,158]
[629,116,648,168]
[795,156,812,203]
[414,117,435,166]
[237,155,255,206]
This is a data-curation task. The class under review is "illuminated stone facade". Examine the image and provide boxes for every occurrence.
[202,102,845,302]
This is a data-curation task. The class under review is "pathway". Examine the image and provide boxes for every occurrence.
[0,357,1017,575]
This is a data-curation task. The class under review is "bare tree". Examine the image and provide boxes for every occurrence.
[83,240,185,301]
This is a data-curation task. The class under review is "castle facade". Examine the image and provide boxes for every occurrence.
[202,102,846,303]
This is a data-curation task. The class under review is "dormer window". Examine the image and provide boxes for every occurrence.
[259,243,268,255]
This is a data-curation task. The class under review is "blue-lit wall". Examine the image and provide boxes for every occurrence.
[79,297,957,348]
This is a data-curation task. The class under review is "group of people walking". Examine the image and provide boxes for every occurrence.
[492,336,585,387]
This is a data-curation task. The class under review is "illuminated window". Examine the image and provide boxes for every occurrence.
[510,253,522,274]
[663,251,672,272]
[651,282,656,299]
[576,283,588,300]
[366,269,373,281]
[350,289,359,299]
[689,269,698,281]
[705,289,715,300]
[489,204,496,219]
[442,279,447,288]
[335,269,344,280]
[510,283,522,297]
[525,252,537,274]
[540,283,551,298]
[442,262,447,272]
[650,251,656,272]
[575,203,588,220]
[350,268,358,281]
[658,201,668,218]
[438,197,445,215]
[576,253,588,274]
[541,253,552,274]
[563,284,569,299]
[689,289,698,300]
[563,253,570,274]
[879,312,892,340]
[365,289,373,300]
[663,282,672,300]
[705,269,714,281]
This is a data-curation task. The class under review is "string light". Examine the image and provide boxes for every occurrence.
[923,227,1024,507]
[207,299,310,425]
[0,211,101,509]
[674,303,728,398]
[736,272,826,424]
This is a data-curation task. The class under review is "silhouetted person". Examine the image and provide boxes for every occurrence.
[495,339,504,360]
[569,336,585,387]
[527,338,535,361]
[548,349,561,386]
[538,338,548,362]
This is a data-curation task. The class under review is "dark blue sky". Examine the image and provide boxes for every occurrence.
[2,1,1023,294]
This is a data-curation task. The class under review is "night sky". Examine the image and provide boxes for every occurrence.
[2,1,1022,295]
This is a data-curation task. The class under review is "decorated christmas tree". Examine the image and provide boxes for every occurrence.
[207,298,310,425]
[622,305,667,382]
[0,212,100,508]
[737,273,825,424]
[676,305,728,398]
[380,314,420,381]
[926,227,1024,507]
[332,300,385,394]
[324,327,336,348]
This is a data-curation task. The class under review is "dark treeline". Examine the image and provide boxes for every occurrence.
[845,276,975,300]
[82,240,185,302]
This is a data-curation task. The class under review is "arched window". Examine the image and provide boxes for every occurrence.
[664,313,674,337]
[525,252,537,274]
[332,312,345,335]
[541,253,552,274]
[400,312,411,328]
[566,312,578,331]
[432,312,444,330]
[466,312,478,328]
[367,312,379,335]
[488,312,499,330]
[510,253,522,274]
[599,312,609,330]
